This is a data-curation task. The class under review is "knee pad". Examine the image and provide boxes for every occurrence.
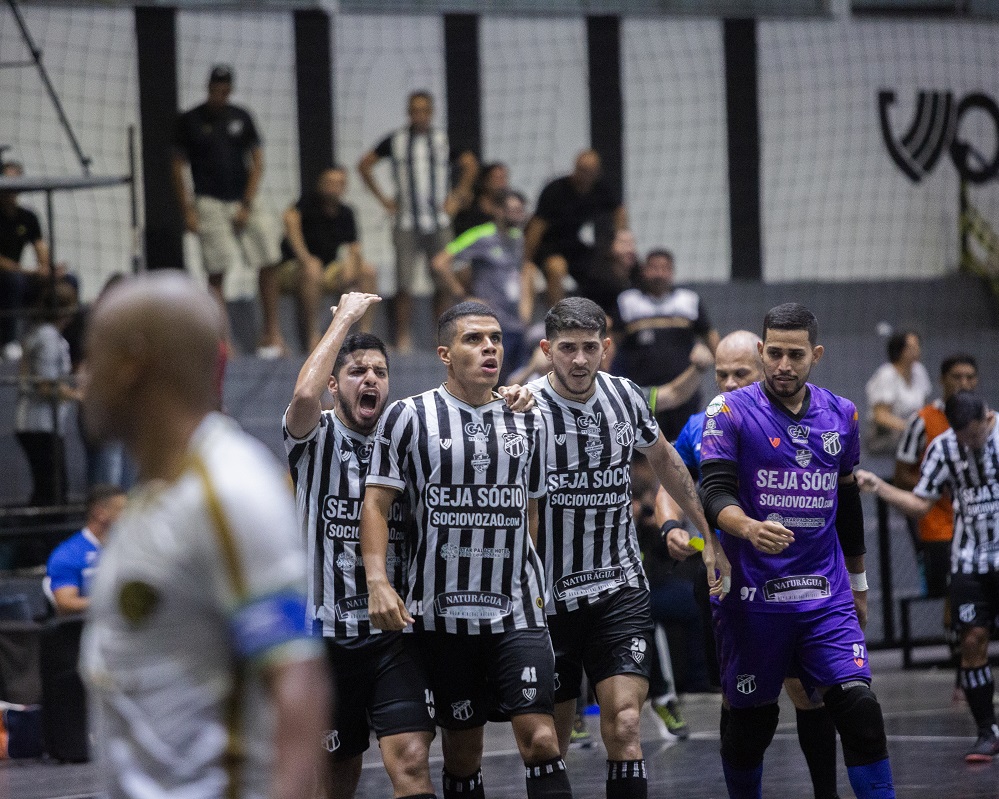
[822,681,888,766]
[720,703,780,770]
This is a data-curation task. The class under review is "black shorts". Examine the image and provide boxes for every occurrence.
[950,570,999,632]
[547,586,655,703]
[920,541,951,599]
[414,628,556,730]
[323,632,435,761]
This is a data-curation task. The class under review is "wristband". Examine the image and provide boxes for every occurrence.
[660,520,682,540]
[849,571,869,592]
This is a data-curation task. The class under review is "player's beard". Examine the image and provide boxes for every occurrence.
[765,368,809,399]
[337,395,379,435]
[552,361,596,398]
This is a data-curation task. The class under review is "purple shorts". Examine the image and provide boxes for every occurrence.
[712,601,871,708]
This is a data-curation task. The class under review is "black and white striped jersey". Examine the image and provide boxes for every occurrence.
[366,385,548,635]
[528,372,661,613]
[284,409,410,640]
[915,421,999,575]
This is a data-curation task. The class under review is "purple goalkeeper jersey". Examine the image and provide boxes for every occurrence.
[699,382,860,613]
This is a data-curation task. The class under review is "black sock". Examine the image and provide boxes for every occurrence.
[442,768,484,799]
[960,665,998,733]
[606,759,647,799]
[525,756,572,799]
[796,707,839,799]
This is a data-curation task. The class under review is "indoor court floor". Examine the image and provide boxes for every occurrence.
[5,651,997,799]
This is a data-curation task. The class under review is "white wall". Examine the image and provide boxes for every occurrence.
[480,16,590,209]
[0,5,138,301]
[622,18,731,281]
[758,17,999,281]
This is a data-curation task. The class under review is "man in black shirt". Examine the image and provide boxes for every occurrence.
[260,166,377,353]
[524,150,628,307]
[172,65,280,353]
[0,160,51,359]
[615,250,719,440]
[452,162,510,237]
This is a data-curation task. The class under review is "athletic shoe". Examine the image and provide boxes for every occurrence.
[964,728,999,763]
[645,702,679,742]
[569,713,593,749]
[654,700,690,740]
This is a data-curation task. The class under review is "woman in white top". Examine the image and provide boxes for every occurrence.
[864,330,931,455]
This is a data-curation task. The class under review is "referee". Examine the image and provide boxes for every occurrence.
[362,301,573,799]
[284,291,438,799]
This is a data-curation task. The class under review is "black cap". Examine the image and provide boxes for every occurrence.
[209,64,233,84]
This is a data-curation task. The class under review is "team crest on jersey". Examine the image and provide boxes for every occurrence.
[706,395,726,418]
[555,434,567,446]
[440,439,452,450]
[788,425,810,445]
[821,431,842,456]
[736,674,757,695]
[464,422,492,442]
[584,435,603,459]
[959,602,977,624]
[452,700,473,722]
[795,449,812,467]
[335,552,355,570]
[523,688,537,702]
[614,421,635,446]
[322,729,340,752]
[503,432,527,457]
[471,452,491,473]
[576,413,603,431]
[227,118,244,137]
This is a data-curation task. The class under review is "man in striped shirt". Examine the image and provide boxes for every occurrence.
[284,291,438,799]
[528,297,728,799]
[859,390,999,763]
[362,301,573,799]
[358,91,477,352]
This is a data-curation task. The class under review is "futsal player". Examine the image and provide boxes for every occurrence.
[699,302,895,799]
[527,297,729,799]
[858,391,999,763]
[361,301,573,799]
[285,291,438,799]
[79,272,328,799]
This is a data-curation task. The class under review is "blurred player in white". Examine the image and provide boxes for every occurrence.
[80,272,328,799]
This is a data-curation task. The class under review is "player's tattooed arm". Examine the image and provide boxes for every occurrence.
[646,432,712,539]
[361,484,414,631]
[287,292,382,439]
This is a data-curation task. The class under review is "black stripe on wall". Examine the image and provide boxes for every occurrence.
[294,9,335,193]
[587,15,623,202]
[135,7,182,270]
[724,18,763,281]
[443,13,481,158]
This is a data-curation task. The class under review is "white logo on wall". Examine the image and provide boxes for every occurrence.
[959,603,977,624]
[736,674,756,695]
[322,730,340,752]
[821,432,841,456]
[452,700,473,722]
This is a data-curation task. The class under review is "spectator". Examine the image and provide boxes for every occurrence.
[452,161,510,237]
[0,160,52,361]
[172,64,281,355]
[259,166,377,353]
[45,484,126,615]
[358,90,477,352]
[615,249,719,440]
[432,189,534,383]
[864,330,931,455]
[894,353,979,598]
[15,281,81,506]
[523,149,627,307]
[586,227,639,323]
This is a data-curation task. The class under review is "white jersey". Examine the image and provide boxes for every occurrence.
[283,408,410,640]
[915,420,999,575]
[367,385,548,635]
[82,413,319,799]
[528,372,660,613]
